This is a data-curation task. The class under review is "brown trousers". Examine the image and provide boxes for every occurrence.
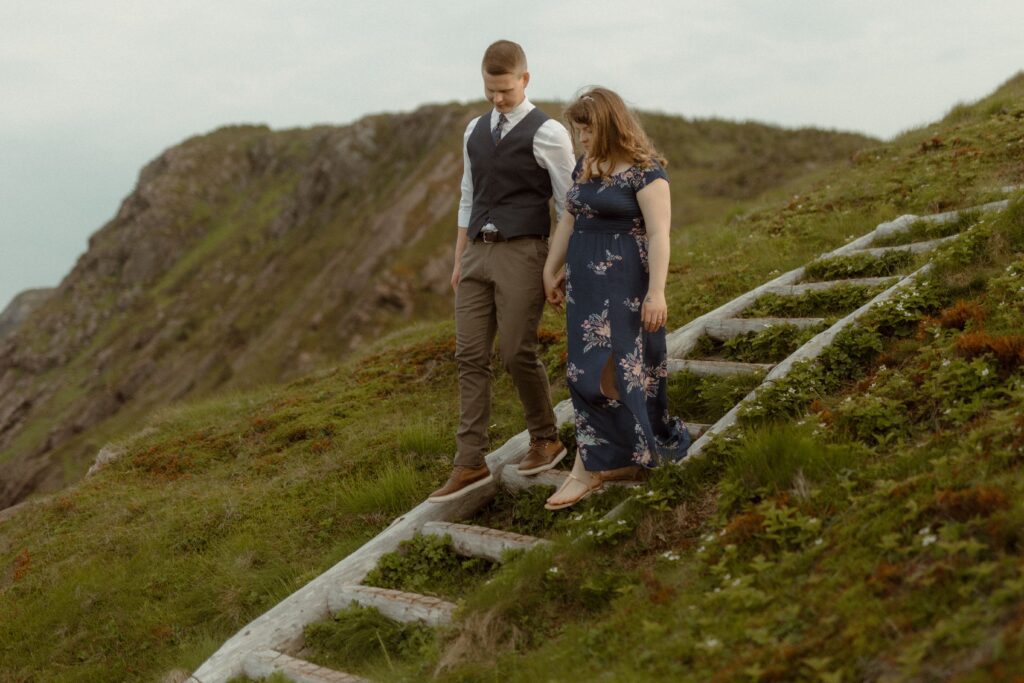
[454,237,558,468]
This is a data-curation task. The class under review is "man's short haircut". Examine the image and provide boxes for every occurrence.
[482,40,527,76]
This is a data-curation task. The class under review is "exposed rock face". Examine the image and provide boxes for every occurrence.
[0,109,470,510]
[0,288,54,342]
[0,105,874,511]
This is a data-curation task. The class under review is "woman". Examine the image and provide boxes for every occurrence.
[543,87,690,510]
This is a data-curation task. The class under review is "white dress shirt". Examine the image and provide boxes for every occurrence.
[457,97,576,229]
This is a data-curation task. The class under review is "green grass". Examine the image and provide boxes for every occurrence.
[666,371,764,424]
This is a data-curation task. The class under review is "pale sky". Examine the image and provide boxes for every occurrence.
[2,1,1022,310]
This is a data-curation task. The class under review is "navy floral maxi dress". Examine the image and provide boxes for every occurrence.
[565,158,691,471]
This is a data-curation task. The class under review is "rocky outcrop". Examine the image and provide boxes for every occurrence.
[0,288,54,342]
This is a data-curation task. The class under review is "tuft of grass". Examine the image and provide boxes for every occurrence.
[335,460,430,516]
[717,423,865,513]
[666,371,762,424]
[396,420,451,456]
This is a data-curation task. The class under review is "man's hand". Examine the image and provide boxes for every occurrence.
[641,290,667,332]
[451,262,462,292]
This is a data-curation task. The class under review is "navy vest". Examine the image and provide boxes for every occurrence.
[467,107,553,239]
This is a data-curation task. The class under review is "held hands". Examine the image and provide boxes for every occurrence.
[641,290,668,332]
[544,268,566,310]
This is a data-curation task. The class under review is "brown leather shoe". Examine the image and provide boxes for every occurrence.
[427,465,493,502]
[517,437,567,475]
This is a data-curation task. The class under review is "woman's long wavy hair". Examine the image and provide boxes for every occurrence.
[564,86,666,182]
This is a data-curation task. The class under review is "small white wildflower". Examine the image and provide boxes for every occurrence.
[815,538,823,546]
[661,551,680,561]
[703,533,715,542]
[942,359,950,367]
[918,526,931,536]
[713,587,721,593]
[981,368,990,377]
[704,638,721,649]
[586,529,595,536]
[548,566,560,575]
[617,519,626,525]
[697,545,706,553]
[723,573,731,581]
[921,534,938,547]
[732,578,741,587]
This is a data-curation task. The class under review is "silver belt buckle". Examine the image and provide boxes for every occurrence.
[480,225,499,243]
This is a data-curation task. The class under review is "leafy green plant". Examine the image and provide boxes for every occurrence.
[744,283,887,318]
[861,278,948,337]
[803,249,915,281]
[363,533,494,598]
[739,324,883,423]
[303,603,434,673]
[722,323,827,362]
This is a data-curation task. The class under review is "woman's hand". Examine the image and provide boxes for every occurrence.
[641,290,667,332]
[544,268,566,310]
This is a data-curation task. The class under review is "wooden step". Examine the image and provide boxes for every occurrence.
[668,358,773,377]
[329,585,455,627]
[423,521,548,562]
[244,649,368,683]
[703,317,825,341]
[846,235,956,257]
[761,276,897,296]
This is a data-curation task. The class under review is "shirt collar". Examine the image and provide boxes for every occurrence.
[492,97,535,127]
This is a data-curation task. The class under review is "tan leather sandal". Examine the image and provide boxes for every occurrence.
[544,471,604,511]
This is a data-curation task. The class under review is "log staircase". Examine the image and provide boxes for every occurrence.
[187,195,1013,682]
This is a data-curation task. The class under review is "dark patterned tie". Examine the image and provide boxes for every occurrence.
[492,113,507,144]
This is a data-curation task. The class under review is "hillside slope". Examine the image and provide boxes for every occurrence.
[0,72,1020,681]
[0,104,874,511]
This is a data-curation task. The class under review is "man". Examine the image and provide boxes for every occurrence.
[429,40,576,502]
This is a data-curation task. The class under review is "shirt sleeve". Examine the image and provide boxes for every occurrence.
[533,120,577,220]
[631,161,669,192]
[457,117,480,228]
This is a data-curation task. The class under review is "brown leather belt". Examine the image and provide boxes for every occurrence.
[474,232,546,244]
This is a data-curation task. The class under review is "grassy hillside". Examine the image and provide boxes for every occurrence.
[1,72,1022,681]
[0,103,873,512]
